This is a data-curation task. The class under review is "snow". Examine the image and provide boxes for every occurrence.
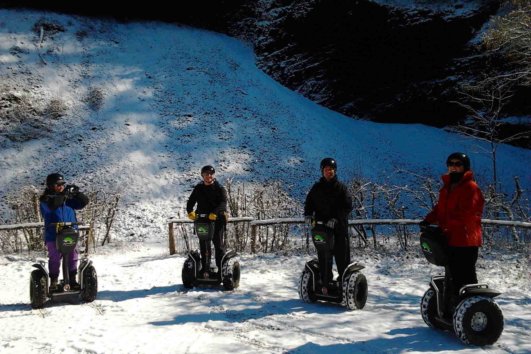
[499,116,531,125]
[1,242,530,353]
[373,0,487,18]
[0,8,530,354]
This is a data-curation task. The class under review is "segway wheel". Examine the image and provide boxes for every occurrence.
[453,296,504,346]
[80,266,98,303]
[222,261,240,291]
[342,272,368,310]
[420,288,450,330]
[299,269,317,303]
[182,258,196,289]
[30,270,47,309]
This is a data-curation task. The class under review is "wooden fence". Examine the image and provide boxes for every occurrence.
[0,222,93,253]
[167,217,531,255]
[3,217,529,254]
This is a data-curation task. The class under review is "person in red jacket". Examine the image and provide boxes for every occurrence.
[420,152,485,309]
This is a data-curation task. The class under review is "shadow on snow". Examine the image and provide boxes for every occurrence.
[286,327,466,353]
[149,297,349,326]
[97,284,183,302]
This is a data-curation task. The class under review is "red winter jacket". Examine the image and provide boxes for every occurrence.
[425,171,484,247]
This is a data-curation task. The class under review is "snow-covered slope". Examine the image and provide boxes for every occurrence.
[1,242,529,353]
[0,8,529,240]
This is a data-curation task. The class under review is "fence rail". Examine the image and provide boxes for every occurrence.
[0,222,91,231]
[3,217,529,254]
[167,217,531,255]
[0,222,92,253]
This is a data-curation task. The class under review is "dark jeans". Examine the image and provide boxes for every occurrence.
[317,229,350,285]
[199,221,225,271]
[445,246,479,309]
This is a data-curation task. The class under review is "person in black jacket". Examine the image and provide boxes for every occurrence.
[186,165,228,277]
[304,158,353,295]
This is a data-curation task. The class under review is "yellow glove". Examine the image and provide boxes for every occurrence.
[187,211,197,221]
[208,213,217,221]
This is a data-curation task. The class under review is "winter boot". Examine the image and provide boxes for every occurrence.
[50,277,58,291]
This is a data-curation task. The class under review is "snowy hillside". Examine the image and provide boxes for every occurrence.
[1,8,529,240]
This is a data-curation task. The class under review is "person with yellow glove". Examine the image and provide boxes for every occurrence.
[186,165,228,278]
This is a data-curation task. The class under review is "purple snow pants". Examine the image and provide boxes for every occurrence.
[46,241,78,279]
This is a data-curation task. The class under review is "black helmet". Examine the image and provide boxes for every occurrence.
[46,173,66,187]
[320,157,337,171]
[446,152,470,171]
[200,165,215,175]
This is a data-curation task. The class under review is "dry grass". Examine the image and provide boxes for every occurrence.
[84,87,105,111]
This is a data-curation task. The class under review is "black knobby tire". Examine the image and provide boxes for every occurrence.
[30,270,47,309]
[182,258,195,289]
[342,272,368,310]
[81,266,98,303]
[453,296,504,346]
[299,269,317,303]
[420,288,450,330]
[222,261,240,291]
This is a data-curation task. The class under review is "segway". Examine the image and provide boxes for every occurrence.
[299,220,368,310]
[181,214,240,290]
[30,222,98,309]
[420,225,504,345]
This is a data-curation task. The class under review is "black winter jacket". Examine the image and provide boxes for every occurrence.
[304,176,353,224]
[186,180,228,216]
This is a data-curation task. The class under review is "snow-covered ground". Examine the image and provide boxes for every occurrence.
[1,242,529,353]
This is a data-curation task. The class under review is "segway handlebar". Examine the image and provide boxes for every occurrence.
[48,221,83,233]
[49,222,83,226]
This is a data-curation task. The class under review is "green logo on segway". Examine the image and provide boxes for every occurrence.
[63,236,75,246]
[314,234,325,242]
[197,225,208,234]
[421,241,432,253]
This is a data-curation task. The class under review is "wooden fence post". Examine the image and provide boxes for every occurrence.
[169,222,176,255]
[251,224,257,254]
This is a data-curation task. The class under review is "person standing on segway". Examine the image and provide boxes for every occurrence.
[186,165,228,279]
[39,173,89,290]
[304,158,353,295]
[420,152,485,314]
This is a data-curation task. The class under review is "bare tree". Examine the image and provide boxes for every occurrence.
[451,80,530,190]
[348,178,372,247]
[450,1,530,190]
[483,1,530,80]
[224,179,300,253]
[4,185,42,251]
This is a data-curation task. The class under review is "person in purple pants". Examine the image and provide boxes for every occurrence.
[39,173,89,290]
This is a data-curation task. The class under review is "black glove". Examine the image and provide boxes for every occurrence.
[419,220,430,232]
[325,218,337,229]
[64,184,80,198]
